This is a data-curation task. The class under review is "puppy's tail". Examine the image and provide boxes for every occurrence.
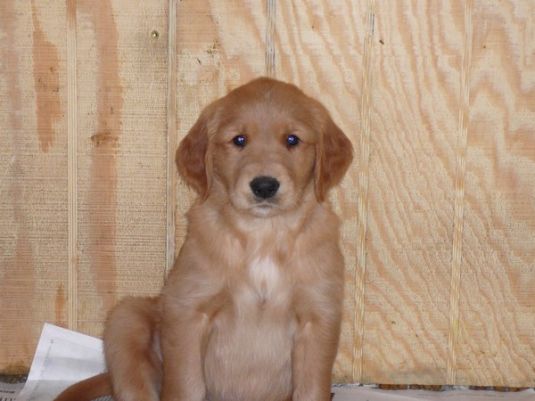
[54,373,112,401]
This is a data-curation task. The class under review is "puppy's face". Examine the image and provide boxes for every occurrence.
[211,99,318,217]
[177,78,353,217]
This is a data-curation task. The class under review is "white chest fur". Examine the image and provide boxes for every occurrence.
[248,257,281,300]
[205,256,294,401]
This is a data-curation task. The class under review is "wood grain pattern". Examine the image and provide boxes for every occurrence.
[362,0,464,384]
[67,0,79,331]
[1,0,535,387]
[447,0,473,384]
[75,0,168,336]
[354,0,376,383]
[166,0,178,276]
[456,0,535,387]
[0,0,68,373]
[265,0,276,78]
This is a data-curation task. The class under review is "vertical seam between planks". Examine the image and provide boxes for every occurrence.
[447,0,472,385]
[265,0,276,77]
[353,0,375,383]
[166,0,178,278]
[67,0,78,331]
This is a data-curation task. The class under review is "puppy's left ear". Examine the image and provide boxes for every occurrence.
[315,115,353,201]
[176,107,213,199]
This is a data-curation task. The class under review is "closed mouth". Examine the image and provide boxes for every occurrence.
[250,200,278,215]
[255,202,275,208]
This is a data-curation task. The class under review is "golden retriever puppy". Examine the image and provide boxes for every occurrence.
[54,77,353,401]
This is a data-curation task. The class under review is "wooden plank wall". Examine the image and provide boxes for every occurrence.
[1,0,534,387]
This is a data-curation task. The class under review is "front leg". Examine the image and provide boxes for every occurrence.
[292,314,341,401]
[291,246,344,401]
[160,304,208,401]
[159,256,224,401]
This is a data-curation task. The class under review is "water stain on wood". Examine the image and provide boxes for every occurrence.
[55,283,66,326]
[0,0,36,370]
[79,0,123,312]
[31,1,61,153]
[0,362,28,375]
[91,131,119,147]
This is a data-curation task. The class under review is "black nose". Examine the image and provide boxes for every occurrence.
[250,176,280,199]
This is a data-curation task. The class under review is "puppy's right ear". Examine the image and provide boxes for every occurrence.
[176,108,212,198]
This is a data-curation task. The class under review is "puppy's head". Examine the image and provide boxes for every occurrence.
[177,78,353,217]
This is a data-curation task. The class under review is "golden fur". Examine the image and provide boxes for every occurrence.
[54,77,353,401]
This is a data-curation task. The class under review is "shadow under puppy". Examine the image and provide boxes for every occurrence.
[55,77,353,401]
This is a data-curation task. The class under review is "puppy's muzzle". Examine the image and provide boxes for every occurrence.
[250,176,280,200]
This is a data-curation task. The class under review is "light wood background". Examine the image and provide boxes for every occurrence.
[1,0,534,387]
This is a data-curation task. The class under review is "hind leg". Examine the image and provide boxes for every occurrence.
[104,296,162,401]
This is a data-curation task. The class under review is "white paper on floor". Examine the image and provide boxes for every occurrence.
[15,323,105,401]
[12,323,535,401]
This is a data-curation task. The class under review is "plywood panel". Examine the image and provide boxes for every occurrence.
[275,0,368,382]
[174,0,268,255]
[361,0,464,384]
[0,0,534,387]
[456,0,535,387]
[75,0,168,336]
[0,0,68,373]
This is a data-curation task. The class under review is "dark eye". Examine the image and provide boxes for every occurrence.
[286,134,300,147]
[232,135,247,148]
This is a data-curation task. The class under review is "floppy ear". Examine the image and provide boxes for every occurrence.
[176,110,212,198]
[314,116,353,201]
